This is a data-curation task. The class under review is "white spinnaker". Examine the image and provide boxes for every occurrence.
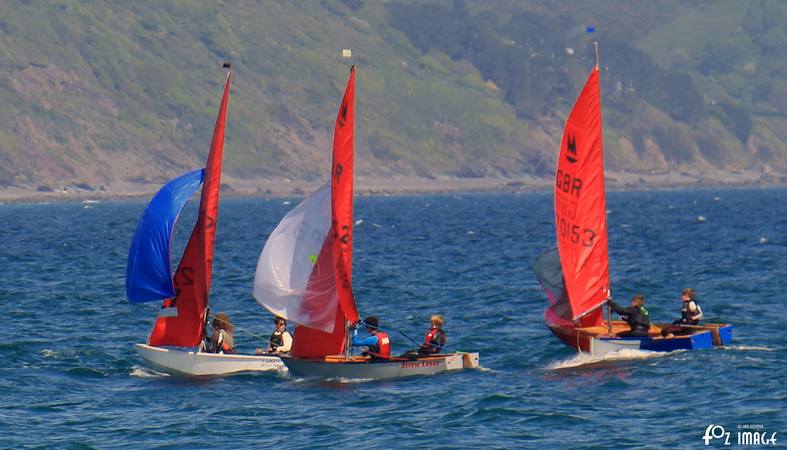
[254,183,339,332]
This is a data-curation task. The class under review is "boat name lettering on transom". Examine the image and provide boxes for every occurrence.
[401,360,441,368]
[555,169,582,197]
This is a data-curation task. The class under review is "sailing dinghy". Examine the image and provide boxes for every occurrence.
[534,44,733,356]
[253,66,479,380]
[127,65,284,376]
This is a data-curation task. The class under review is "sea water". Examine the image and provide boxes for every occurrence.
[0,189,784,448]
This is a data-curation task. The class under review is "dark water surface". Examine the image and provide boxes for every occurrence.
[0,189,784,449]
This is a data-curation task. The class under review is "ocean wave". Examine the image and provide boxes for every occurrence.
[129,365,169,378]
[546,348,673,370]
[722,345,776,351]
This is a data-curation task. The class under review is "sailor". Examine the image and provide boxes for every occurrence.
[609,294,651,337]
[675,288,703,325]
[350,316,391,361]
[418,314,446,355]
[205,312,235,354]
[256,316,293,355]
[660,288,704,337]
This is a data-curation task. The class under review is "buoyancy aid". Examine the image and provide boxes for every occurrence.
[218,330,235,354]
[369,330,391,359]
[680,300,703,325]
[269,330,284,349]
[633,305,651,331]
[421,327,446,354]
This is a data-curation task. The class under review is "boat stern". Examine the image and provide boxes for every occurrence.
[718,325,734,346]
[639,330,713,352]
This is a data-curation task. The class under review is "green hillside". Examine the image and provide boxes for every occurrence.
[1,0,785,189]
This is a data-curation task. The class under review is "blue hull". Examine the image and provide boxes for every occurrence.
[552,322,734,355]
[640,330,714,352]
[718,325,734,345]
[595,331,713,353]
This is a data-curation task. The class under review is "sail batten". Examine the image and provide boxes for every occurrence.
[552,66,608,327]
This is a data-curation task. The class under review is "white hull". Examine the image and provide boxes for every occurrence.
[135,343,285,376]
[283,352,480,381]
[589,337,643,356]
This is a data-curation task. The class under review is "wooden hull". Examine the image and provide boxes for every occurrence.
[135,343,285,376]
[282,352,480,381]
[547,321,733,356]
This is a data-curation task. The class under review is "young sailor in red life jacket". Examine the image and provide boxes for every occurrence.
[350,316,391,361]
[418,315,446,355]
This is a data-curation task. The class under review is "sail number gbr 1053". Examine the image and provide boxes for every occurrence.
[556,213,596,247]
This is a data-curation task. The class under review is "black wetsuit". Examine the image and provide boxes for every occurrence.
[610,301,651,337]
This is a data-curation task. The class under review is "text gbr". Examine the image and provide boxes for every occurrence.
[556,169,582,198]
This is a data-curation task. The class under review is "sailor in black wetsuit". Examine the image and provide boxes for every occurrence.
[610,294,651,337]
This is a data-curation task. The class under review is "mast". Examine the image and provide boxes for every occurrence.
[288,64,358,358]
[594,40,613,337]
[148,62,231,347]
[342,48,355,361]
[553,41,609,328]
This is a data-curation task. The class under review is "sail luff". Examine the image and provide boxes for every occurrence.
[148,71,231,347]
[291,67,357,358]
[553,66,608,327]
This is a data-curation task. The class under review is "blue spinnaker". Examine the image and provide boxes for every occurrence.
[126,169,204,303]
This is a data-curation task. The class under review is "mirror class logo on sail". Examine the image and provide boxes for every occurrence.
[556,133,582,197]
[565,134,578,163]
[702,424,777,446]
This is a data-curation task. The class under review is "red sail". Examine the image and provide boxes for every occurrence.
[292,67,357,357]
[331,66,359,325]
[148,72,231,347]
[554,67,608,327]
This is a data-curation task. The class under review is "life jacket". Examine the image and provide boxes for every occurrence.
[368,330,391,359]
[680,300,703,325]
[422,327,446,354]
[269,330,284,349]
[219,330,235,354]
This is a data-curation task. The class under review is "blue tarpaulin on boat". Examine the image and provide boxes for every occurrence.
[126,169,204,303]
